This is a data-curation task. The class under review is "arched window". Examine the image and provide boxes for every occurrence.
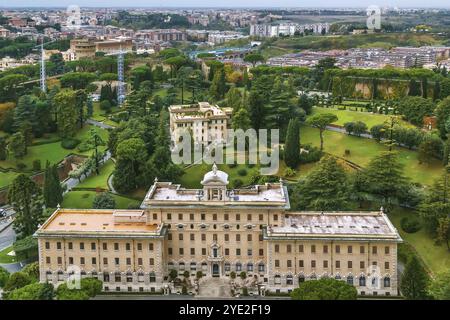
[168,262,174,269]
[115,272,121,282]
[236,263,242,272]
[286,275,293,285]
[126,272,133,283]
[298,275,305,283]
[359,275,366,287]
[57,271,64,281]
[247,263,253,272]
[258,263,265,273]
[335,275,341,280]
[190,262,197,271]
[309,274,317,280]
[201,262,208,271]
[347,276,354,285]
[383,277,391,287]
[179,262,185,271]
[138,272,145,282]
[274,275,281,285]
[224,263,231,272]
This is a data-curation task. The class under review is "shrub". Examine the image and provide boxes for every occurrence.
[247,163,255,168]
[3,272,32,292]
[61,138,80,150]
[299,144,323,164]
[21,262,39,282]
[169,269,178,281]
[92,192,116,209]
[401,216,422,233]
[5,282,54,300]
[240,271,247,280]
[344,149,351,156]
[242,287,249,296]
[237,168,247,176]
[0,266,10,288]
[99,100,112,113]
[182,285,188,295]
[17,162,27,171]
[196,271,203,279]
[284,167,296,177]
[32,159,41,171]
[183,271,190,278]
[233,179,243,188]
[80,278,103,297]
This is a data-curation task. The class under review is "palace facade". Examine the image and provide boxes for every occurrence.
[35,165,402,296]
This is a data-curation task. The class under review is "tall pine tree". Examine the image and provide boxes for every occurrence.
[43,162,63,208]
[284,118,300,169]
[400,256,430,300]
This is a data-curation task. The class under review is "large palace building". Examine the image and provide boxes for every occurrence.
[35,165,402,296]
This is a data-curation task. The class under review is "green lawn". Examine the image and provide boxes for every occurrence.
[311,106,413,129]
[76,159,115,190]
[62,191,142,209]
[153,87,195,104]
[389,207,450,275]
[0,171,20,188]
[301,125,443,186]
[0,245,17,264]
[0,125,109,171]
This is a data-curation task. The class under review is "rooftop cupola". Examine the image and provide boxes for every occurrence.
[200,163,229,201]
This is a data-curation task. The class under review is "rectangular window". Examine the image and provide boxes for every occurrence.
[137,243,142,251]
[299,244,304,253]
[102,243,107,251]
[149,243,154,251]
[311,260,316,268]
[92,257,97,265]
[178,213,183,220]
[57,242,62,250]
[115,258,119,265]
[385,246,390,254]
[103,258,108,265]
[259,249,264,256]
[213,214,217,221]
[236,214,240,221]
[179,233,183,241]
[149,258,154,265]
[213,234,218,241]
[68,242,73,250]
[287,260,292,268]
[80,257,85,265]
[360,261,365,269]
[286,244,292,253]
[125,243,131,251]
[224,214,229,221]
[168,234,172,240]
[236,248,241,256]
[372,246,378,254]
[69,257,73,264]
[385,262,390,269]
[348,261,353,269]
[190,234,195,241]
[91,242,96,251]
[336,260,340,268]
[167,213,172,220]
[275,244,279,253]
[323,245,328,254]
[247,234,252,242]
[114,243,119,251]
[179,248,184,255]
[201,214,205,221]
[201,234,206,241]
[190,213,194,221]
[259,234,263,242]
[45,242,50,250]
[138,258,143,266]
[299,260,304,268]
[57,257,62,265]
[126,258,131,265]
[259,214,263,221]
[360,246,365,254]
[348,245,353,254]
[202,248,206,255]
[168,248,173,255]
[236,234,241,242]
[275,260,280,267]
[224,234,229,242]
[80,242,85,250]
[311,245,316,253]
[153,213,157,220]
[247,249,252,256]
[46,257,51,264]
[323,260,328,268]
[247,214,252,221]
[190,248,195,255]
[335,245,340,253]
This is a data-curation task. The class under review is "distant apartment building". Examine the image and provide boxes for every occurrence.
[169,102,232,147]
[250,23,330,37]
[95,37,133,54]
[69,38,96,59]
[135,29,187,42]
[207,31,247,45]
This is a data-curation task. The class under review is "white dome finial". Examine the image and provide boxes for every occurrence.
[212,162,218,175]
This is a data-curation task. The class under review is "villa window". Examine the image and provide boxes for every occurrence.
[236,263,242,272]
[347,276,354,285]
[225,263,231,272]
[286,275,293,285]
[359,276,366,287]
[258,263,265,273]
[384,277,391,287]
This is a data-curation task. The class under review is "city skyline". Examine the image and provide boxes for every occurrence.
[3,0,450,8]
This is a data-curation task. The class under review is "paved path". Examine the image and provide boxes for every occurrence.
[197,277,232,298]
[0,224,16,252]
[86,118,115,130]
[325,125,373,139]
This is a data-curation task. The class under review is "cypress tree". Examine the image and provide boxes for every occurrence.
[400,256,430,300]
[43,162,63,208]
[284,118,300,169]
[0,137,7,160]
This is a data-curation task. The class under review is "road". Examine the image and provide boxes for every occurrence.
[86,118,115,130]
[0,223,15,252]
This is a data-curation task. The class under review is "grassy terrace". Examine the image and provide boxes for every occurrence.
[76,159,115,190]
[300,125,443,186]
[389,207,450,275]
[62,191,141,210]
[311,106,414,129]
[0,125,109,171]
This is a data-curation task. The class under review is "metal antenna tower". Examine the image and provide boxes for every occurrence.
[39,40,46,93]
[117,48,125,106]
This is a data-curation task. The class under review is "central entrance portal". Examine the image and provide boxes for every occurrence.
[212,263,220,277]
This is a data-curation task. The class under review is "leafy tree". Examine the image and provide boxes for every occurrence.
[55,283,89,300]
[60,72,96,90]
[292,156,349,210]
[435,96,450,138]
[43,162,63,208]
[284,118,300,169]
[225,87,242,112]
[298,94,313,115]
[428,270,450,300]
[54,89,78,139]
[359,151,409,206]
[92,192,116,209]
[21,262,40,282]
[232,107,251,130]
[0,137,7,160]
[209,68,227,101]
[165,56,187,78]
[9,132,27,158]
[5,282,54,300]
[80,278,103,297]
[112,138,148,193]
[400,256,430,300]
[436,217,450,250]
[419,168,450,235]
[397,96,435,126]
[0,266,9,288]
[291,278,357,300]
[370,124,386,142]
[3,272,32,292]
[306,113,338,151]
[13,235,38,261]
[244,53,265,67]
[248,90,265,131]
[418,134,444,163]
[344,121,367,136]
[8,174,44,238]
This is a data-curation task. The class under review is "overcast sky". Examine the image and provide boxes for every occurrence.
[2,0,450,8]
